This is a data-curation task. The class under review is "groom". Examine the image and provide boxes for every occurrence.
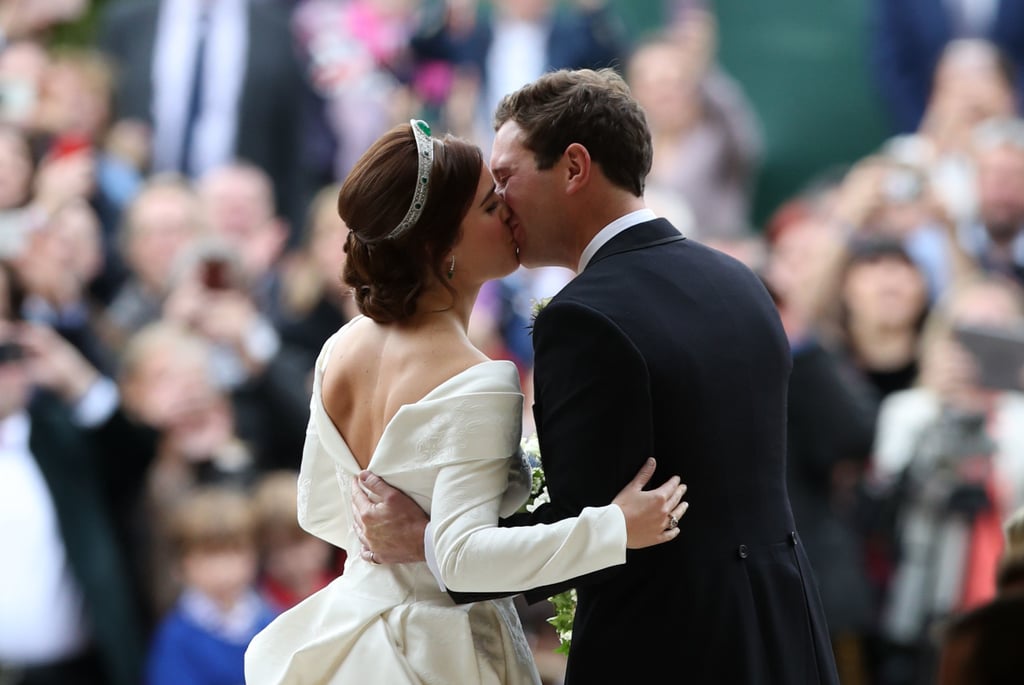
[352,68,840,684]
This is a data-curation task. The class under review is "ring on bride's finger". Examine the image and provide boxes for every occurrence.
[369,551,380,565]
[667,514,679,530]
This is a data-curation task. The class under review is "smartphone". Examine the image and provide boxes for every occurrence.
[883,168,924,204]
[954,324,1024,392]
[200,256,232,290]
[0,340,25,365]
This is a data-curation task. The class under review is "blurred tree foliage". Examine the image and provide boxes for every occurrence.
[47,0,112,47]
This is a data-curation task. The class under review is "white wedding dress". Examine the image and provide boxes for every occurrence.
[244,319,627,685]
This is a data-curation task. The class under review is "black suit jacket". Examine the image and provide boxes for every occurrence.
[98,0,314,232]
[462,220,840,684]
[29,392,157,685]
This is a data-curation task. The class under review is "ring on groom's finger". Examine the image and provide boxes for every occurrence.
[667,514,679,530]
[369,550,380,565]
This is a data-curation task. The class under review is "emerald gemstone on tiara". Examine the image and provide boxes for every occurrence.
[385,119,435,240]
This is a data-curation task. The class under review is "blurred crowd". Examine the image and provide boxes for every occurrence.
[1,1,1024,684]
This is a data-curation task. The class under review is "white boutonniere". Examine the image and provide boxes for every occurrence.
[528,297,552,336]
[519,430,575,654]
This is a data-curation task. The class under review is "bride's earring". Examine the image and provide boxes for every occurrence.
[447,255,456,280]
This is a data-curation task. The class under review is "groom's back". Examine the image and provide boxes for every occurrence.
[549,223,838,684]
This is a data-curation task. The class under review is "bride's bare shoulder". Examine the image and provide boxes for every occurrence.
[321,319,487,414]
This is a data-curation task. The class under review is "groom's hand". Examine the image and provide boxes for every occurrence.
[351,471,428,564]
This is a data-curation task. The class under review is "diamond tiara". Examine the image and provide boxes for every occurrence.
[386,119,434,239]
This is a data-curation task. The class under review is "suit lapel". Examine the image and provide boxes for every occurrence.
[585,218,686,270]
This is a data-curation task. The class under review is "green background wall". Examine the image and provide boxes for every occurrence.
[609,0,893,228]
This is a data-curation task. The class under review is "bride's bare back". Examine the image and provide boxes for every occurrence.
[320,316,488,469]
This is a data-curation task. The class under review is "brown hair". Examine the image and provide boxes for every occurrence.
[252,470,304,544]
[493,68,652,197]
[338,123,482,323]
[167,486,256,555]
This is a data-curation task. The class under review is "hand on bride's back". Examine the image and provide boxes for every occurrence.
[613,457,688,549]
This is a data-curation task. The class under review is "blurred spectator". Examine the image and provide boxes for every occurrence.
[0,124,47,269]
[411,0,628,147]
[882,39,1019,228]
[160,238,310,473]
[290,0,419,180]
[101,173,205,352]
[274,182,357,370]
[0,38,51,134]
[36,45,147,299]
[869,275,1024,684]
[195,161,291,323]
[0,262,157,685]
[826,237,932,405]
[869,0,1024,135]
[251,469,340,614]
[8,198,119,375]
[0,0,87,44]
[996,504,1024,595]
[0,124,34,211]
[626,12,762,238]
[144,485,277,685]
[98,0,317,233]
[118,320,263,617]
[762,190,851,338]
[828,153,976,302]
[934,593,1024,685]
[956,116,1024,288]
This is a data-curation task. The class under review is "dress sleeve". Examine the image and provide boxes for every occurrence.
[428,432,627,594]
[295,331,352,551]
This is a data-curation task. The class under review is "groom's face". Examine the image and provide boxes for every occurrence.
[490,121,565,269]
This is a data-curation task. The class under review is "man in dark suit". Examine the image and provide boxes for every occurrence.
[0,267,157,685]
[869,0,1024,134]
[352,68,839,683]
[97,0,317,236]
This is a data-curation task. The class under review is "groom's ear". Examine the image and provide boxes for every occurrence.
[563,143,591,195]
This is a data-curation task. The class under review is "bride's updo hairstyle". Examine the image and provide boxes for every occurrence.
[338,122,483,323]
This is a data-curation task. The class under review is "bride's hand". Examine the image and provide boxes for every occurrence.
[613,458,688,549]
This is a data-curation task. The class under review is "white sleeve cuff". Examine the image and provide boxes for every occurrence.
[72,377,119,428]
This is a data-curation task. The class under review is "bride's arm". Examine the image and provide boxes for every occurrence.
[429,455,628,593]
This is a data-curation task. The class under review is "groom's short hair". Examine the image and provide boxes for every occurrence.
[493,68,652,197]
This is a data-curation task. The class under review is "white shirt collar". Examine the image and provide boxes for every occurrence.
[180,588,266,644]
[577,208,657,272]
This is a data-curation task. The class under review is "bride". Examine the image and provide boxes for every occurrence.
[243,120,688,684]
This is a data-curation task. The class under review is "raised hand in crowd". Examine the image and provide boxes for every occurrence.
[0,0,87,41]
[32,140,97,212]
[918,336,984,408]
[15,317,100,400]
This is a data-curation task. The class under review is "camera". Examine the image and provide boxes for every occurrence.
[0,340,25,365]
[882,168,925,204]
